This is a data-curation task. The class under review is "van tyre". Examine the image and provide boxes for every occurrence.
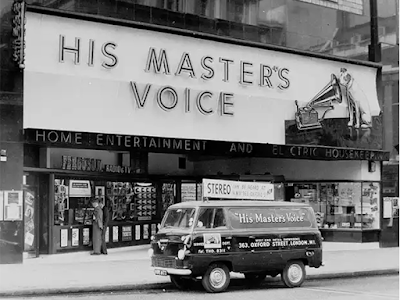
[202,263,230,293]
[281,260,306,288]
[170,275,191,290]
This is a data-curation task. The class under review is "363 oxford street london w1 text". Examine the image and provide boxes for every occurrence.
[59,37,291,117]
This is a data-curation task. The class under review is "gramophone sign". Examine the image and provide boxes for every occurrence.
[295,74,342,131]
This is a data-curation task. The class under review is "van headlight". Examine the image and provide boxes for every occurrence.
[148,248,154,257]
[177,249,186,260]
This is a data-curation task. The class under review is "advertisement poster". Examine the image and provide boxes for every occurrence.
[135,225,141,240]
[25,232,34,247]
[181,183,196,202]
[113,226,119,242]
[105,227,109,243]
[0,191,4,221]
[69,180,91,197]
[135,183,156,221]
[384,197,393,218]
[24,190,35,250]
[4,190,23,221]
[72,228,79,246]
[151,223,156,236]
[122,226,132,241]
[95,186,105,206]
[83,228,90,245]
[60,229,68,247]
[143,224,149,240]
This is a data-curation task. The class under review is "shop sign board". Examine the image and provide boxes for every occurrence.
[24,12,380,147]
[25,129,390,161]
[61,155,132,174]
[202,179,274,201]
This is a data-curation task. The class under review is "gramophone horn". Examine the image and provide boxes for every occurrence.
[307,74,342,108]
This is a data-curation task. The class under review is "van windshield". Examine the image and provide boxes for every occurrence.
[161,208,196,229]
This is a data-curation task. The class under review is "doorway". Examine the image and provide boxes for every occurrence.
[24,173,51,256]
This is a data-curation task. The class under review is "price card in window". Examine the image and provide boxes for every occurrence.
[60,229,68,247]
[72,228,79,246]
[83,228,90,245]
[151,224,156,236]
[105,227,110,243]
[135,225,141,240]
[113,226,119,242]
[143,224,149,239]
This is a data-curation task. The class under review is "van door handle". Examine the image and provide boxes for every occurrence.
[225,236,232,240]
[249,236,255,239]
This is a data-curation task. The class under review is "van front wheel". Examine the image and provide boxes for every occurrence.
[202,263,230,293]
[281,260,306,288]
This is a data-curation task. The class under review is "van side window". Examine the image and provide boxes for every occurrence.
[213,208,227,228]
[197,208,214,229]
[197,208,227,229]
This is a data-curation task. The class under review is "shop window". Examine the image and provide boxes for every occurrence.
[161,183,177,217]
[54,178,158,226]
[361,182,380,229]
[181,182,197,202]
[287,182,381,230]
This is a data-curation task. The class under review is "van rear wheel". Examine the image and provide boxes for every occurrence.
[281,260,306,288]
[202,263,230,293]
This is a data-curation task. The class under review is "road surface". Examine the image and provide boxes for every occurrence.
[10,275,398,300]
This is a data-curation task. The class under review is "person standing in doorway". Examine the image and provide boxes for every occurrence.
[91,198,103,255]
[101,199,110,255]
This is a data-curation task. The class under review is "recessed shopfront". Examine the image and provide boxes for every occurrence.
[21,10,389,255]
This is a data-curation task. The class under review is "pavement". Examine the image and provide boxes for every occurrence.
[0,242,398,297]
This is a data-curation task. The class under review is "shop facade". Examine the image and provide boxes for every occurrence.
[18,8,389,256]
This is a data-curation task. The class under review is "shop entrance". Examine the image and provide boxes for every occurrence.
[23,172,51,256]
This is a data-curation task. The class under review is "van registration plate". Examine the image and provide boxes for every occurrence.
[154,269,168,276]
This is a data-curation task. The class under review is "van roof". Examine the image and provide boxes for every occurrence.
[170,201,309,209]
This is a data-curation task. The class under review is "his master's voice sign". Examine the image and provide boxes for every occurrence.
[202,179,274,200]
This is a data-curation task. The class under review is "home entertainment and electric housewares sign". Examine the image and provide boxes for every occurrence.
[24,12,380,147]
[25,129,390,161]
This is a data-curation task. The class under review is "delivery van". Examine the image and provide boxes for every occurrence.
[149,198,323,293]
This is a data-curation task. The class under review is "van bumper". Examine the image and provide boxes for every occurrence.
[306,248,323,268]
[151,267,192,276]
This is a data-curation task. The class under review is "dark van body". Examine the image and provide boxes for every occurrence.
[149,201,323,293]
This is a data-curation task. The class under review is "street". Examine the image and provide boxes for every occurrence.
[7,275,398,300]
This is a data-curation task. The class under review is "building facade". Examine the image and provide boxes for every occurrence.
[0,0,397,263]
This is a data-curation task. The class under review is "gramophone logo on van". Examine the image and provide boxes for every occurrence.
[294,68,373,131]
[203,233,222,249]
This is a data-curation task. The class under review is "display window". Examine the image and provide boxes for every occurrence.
[287,182,381,230]
[54,177,159,226]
